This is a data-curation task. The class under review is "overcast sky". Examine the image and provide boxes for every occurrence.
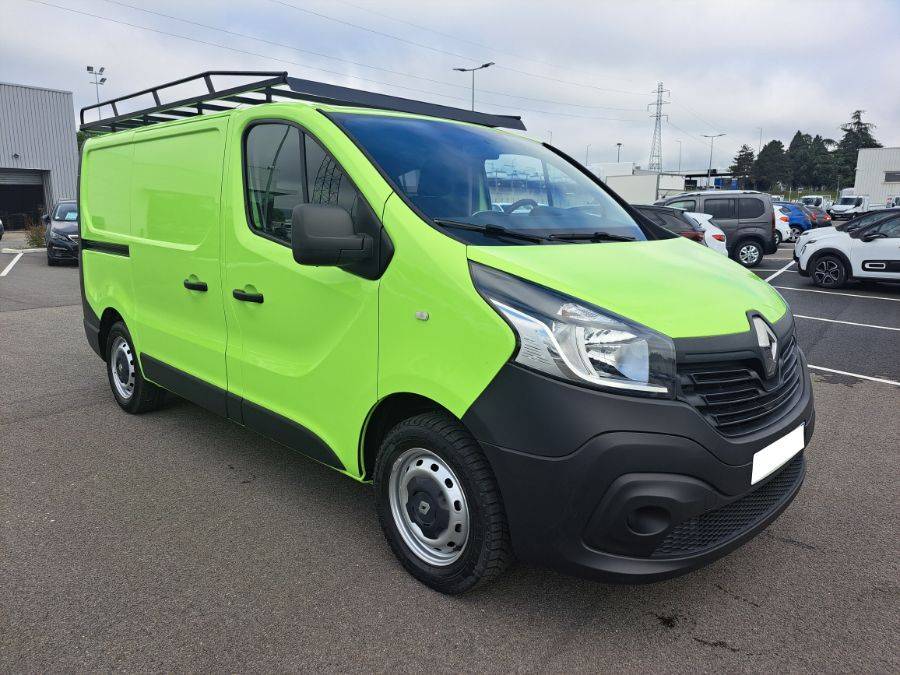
[2,0,898,171]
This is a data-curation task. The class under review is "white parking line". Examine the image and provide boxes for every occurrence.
[808,365,900,387]
[793,314,900,331]
[774,286,900,303]
[764,260,796,282]
[0,252,24,277]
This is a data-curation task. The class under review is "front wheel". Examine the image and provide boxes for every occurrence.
[374,412,512,594]
[734,240,763,268]
[811,254,848,288]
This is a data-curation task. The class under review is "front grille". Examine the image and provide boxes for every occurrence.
[678,337,802,437]
[651,453,804,559]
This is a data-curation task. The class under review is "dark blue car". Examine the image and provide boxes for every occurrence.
[774,202,813,240]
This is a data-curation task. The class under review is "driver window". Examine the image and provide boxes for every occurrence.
[869,218,900,238]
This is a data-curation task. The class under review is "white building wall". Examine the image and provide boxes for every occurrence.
[853,147,900,204]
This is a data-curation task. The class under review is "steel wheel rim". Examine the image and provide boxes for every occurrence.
[110,336,136,400]
[738,244,760,265]
[791,227,802,240]
[813,259,841,286]
[388,448,470,567]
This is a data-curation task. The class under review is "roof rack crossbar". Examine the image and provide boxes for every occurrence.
[79,70,526,133]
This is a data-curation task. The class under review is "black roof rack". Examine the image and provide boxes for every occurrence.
[79,70,526,133]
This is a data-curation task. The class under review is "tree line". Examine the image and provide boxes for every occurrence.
[728,111,881,193]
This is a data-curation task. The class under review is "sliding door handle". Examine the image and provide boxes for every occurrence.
[232,289,264,304]
[183,279,208,292]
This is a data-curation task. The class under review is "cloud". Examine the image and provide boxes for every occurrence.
[1,0,896,172]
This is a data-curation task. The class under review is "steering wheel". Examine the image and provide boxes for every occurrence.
[505,198,539,214]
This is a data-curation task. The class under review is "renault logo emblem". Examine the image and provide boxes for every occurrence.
[751,316,779,378]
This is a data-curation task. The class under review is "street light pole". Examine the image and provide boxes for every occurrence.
[616,142,622,162]
[452,62,494,111]
[702,133,726,187]
[585,144,591,165]
[86,65,107,105]
[676,139,682,173]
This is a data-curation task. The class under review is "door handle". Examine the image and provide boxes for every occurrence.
[183,279,208,292]
[233,289,264,304]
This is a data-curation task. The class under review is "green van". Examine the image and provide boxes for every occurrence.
[79,73,814,594]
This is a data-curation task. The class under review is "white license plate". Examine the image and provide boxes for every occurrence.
[751,424,805,485]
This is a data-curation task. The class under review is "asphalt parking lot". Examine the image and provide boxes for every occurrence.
[1,243,898,672]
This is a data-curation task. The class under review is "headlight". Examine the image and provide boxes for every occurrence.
[50,229,70,242]
[470,262,676,398]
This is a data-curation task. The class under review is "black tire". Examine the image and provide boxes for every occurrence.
[732,239,763,268]
[773,231,782,246]
[105,321,165,414]
[47,256,57,266]
[374,412,512,595]
[810,254,848,289]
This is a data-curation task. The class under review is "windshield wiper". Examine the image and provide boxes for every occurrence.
[548,231,635,242]
[433,219,548,243]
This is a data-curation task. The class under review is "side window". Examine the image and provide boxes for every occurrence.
[661,212,693,233]
[667,199,696,211]
[869,218,900,238]
[245,124,303,244]
[305,135,361,217]
[704,198,736,220]
[485,154,548,210]
[738,198,765,219]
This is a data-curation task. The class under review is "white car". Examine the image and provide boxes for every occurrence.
[685,212,728,255]
[773,206,794,244]
[794,212,900,288]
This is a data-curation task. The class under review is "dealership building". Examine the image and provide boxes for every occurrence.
[0,82,78,229]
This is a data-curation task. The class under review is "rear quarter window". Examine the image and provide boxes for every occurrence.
[738,198,766,219]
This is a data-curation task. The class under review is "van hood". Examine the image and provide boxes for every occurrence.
[830,204,855,212]
[467,237,787,339]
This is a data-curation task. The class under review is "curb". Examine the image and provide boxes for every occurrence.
[2,247,45,254]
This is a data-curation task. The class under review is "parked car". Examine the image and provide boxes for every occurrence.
[828,195,872,220]
[800,195,833,210]
[773,206,793,244]
[657,190,777,267]
[774,202,813,241]
[684,211,728,255]
[43,199,79,265]
[795,211,900,288]
[80,72,813,594]
[804,205,832,229]
[632,204,711,248]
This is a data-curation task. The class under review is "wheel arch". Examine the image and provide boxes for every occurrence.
[360,392,458,480]
[98,307,125,361]
[809,248,853,278]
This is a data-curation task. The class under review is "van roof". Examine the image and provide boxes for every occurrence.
[80,70,525,134]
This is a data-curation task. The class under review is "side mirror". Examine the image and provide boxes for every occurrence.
[291,204,373,267]
[42,214,51,224]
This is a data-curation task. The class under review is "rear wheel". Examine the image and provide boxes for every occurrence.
[733,240,763,268]
[773,231,782,246]
[374,412,512,594]
[790,226,803,241]
[811,254,848,288]
[105,322,165,413]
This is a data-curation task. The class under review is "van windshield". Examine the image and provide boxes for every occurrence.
[330,113,648,244]
[837,197,859,205]
[801,197,821,206]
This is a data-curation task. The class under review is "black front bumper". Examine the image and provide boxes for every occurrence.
[47,238,79,261]
[462,318,814,583]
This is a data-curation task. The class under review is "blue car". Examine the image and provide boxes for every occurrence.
[774,202,813,241]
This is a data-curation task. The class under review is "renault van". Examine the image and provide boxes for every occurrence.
[78,72,814,594]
